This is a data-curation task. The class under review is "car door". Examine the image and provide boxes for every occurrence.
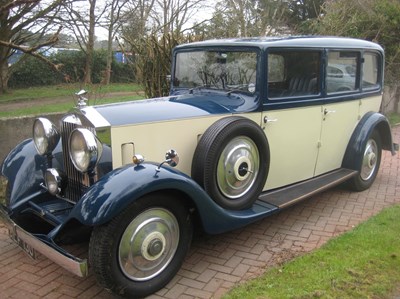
[314,50,361,176]
[314,101,360,176]
[262,107,322,190]
[262,49,323,190]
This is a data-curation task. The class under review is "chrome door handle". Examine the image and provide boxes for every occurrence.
[264,116,278,124]
[324,109,336,115]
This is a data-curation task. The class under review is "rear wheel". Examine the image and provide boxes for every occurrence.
[347,131,382,191]
[89,193,192,298]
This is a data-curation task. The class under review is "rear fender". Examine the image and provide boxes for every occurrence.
[342,112,396,171]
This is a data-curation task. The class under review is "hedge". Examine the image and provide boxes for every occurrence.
[9,50,136,88]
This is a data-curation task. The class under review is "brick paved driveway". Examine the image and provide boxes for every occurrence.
[1,126,399,299]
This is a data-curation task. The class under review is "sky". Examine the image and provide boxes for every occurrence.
[95,0,215,41]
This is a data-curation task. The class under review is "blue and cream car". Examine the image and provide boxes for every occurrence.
[0,37,398,298]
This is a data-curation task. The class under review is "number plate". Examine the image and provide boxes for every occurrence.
[8,227,37,259]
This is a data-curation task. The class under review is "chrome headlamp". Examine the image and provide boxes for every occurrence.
[33,118,60,156]
[69,128,103,173]
[45,168,66,196]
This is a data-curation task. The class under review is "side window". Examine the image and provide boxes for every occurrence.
[267,50,321,99]
[362,52,380,90]
[326,51,358,93]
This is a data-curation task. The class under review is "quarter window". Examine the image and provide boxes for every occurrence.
[326,51,359,93]
[362,52,380,90]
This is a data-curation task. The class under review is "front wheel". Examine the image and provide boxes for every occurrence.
[89,193,193,298]
[347,131,382,191]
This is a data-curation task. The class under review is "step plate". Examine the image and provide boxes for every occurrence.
[259,168,357,209]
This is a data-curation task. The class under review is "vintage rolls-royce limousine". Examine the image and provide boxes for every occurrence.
[1,36,398,298]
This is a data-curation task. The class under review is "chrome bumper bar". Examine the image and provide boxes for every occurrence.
[0,207,88,277]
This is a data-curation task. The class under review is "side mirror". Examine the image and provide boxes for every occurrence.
[165,149,179,167]
[156,149,179,172]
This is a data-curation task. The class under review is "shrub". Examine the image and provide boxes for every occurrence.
[8,56,61,88]
[9,50,136,88]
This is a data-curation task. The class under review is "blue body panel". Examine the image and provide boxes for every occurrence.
[1,140,278,234]
[69,162,278,234]
[1,139,48,208]
[94,92,259,127]
[342,112,396,170]
[174,36,384,52]
[1,139,112,210]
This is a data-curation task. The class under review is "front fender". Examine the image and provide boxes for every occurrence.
[1,138,111,209]
[71,162,214,226]
[342,112,397,171]
[70,162,278,234]
[1,139,47,206]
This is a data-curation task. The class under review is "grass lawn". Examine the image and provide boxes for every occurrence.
[225,205,400,299]
[0,83,143,103]
[0,83,145,118]
[388,112,400,125]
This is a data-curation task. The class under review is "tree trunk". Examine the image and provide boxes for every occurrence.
[104,10,114,85]
[0,59,9,94]
[84,0,96,84]
[104,33,113,85]
[0,8,11,94]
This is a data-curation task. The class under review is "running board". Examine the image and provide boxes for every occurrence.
[258,168,358,209]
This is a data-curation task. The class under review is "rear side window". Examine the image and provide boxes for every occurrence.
[267,50,321,99]
[362,52,380,90]
[326,51,359,94]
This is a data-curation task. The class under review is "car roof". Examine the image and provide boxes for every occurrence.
[175,36,384,52]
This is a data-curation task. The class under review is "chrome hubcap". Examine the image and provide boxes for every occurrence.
[217,136,260,198]
[118,208,179,281]
[360,139,378,181]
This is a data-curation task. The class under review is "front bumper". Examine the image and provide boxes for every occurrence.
[0,206,88,277]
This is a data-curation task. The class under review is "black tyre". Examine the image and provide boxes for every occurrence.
[347,130,382,191]
[192,116,269,210]
[89,193,193,298]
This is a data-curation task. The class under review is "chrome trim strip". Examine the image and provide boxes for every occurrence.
[0,207,88,277]
[72,106,112,147]
[77,106,111,129]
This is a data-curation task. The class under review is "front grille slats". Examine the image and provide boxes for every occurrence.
[60,114,94,203]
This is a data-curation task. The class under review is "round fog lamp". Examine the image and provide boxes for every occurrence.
[33,118,60,155]
[69,128,103,173]
[45,168,65,196]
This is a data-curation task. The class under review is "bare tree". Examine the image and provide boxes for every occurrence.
[0,0,66,93]
[121,0,155,41]
[62,0,106,84]
[152,0,204,36]
[208,0,290,38]
[102,0,129,85]
[120,0,208,97]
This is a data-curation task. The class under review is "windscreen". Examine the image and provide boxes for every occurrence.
[173,50,258,93]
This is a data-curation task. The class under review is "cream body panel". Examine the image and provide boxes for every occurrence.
[262,106,321,190]
[314,100,359,176]
[314,95,382,176]
[110,113,262,176]
[359,95,382,117]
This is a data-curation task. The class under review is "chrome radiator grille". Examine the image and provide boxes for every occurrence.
[60,115,95,202]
